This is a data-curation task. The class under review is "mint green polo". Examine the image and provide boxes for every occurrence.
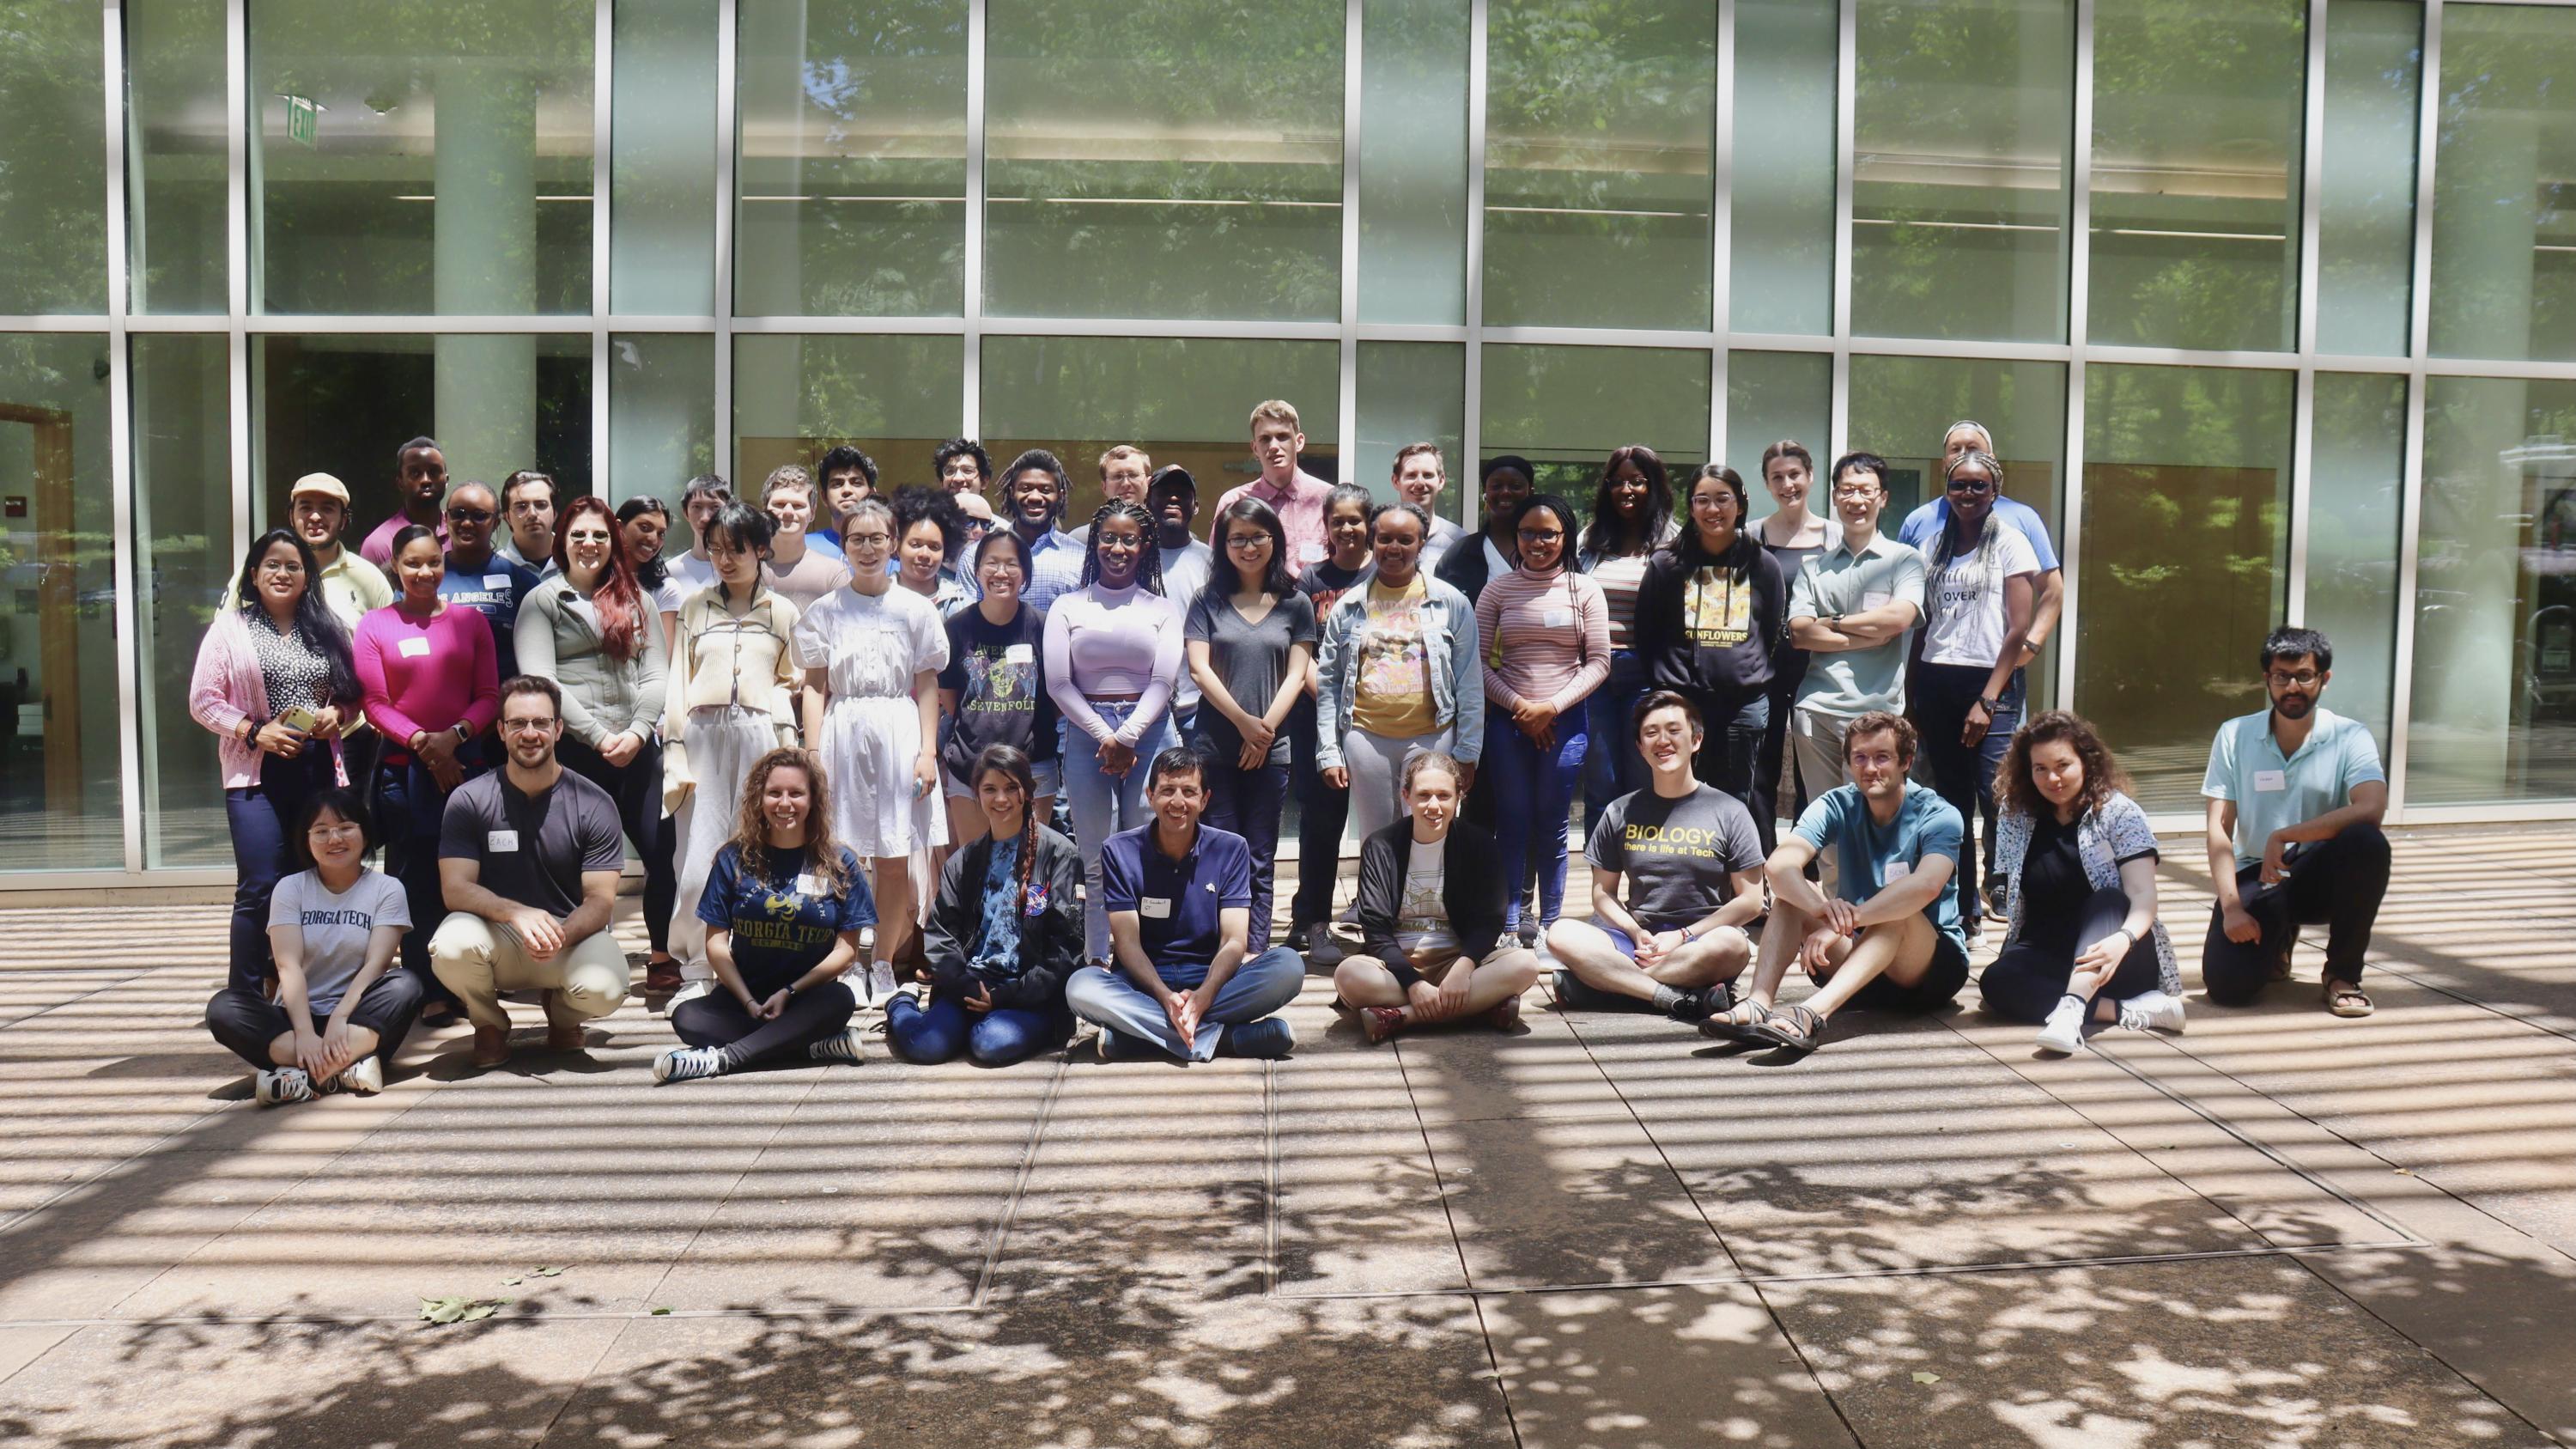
[2200,706,2385,868]
[1786,532,1929,716]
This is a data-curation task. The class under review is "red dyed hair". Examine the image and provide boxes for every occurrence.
[551,495,647,661]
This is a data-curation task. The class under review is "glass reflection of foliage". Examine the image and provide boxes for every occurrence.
[2303,371,2407,753]
[1851,0,2072,344]
[0,0,107,313]
[1479,344,1710,508]
[984,0,1342,322]
[250,0,596,315]
[1846,354,2065,524]
[2315,0,2420,359]
[732,334,962,491]
[2087,0,2304,353]
[1358,0,1472,326]
[1483,0,1716,331]
[736,0,967,318]
[2074,364,2292,811]
[128,0,231,314]
[2431,6,2576,363]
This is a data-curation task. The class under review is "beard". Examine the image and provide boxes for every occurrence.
[2271,692,2316,720]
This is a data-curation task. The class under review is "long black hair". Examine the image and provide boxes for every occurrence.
[1581,444,1673,559]
[236,527,361,704]
[703,501,775,604]
[1077,498,1166,595]
[616,494,672,592]
[1667,464,1756,570]
[1211,496,1296,598]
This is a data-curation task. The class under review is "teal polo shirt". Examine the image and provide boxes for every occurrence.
[1793,782,1966,948]
[1787,531,1929,716]
[2201,706,2385,868]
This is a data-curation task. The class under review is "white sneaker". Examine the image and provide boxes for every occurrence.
[666,978,713,1007]
[254,1067,314,1105]
[867,961,900,1004]
[808,1026,867,1065]
[336,1056,385,1095]
[2034,996,2087,1055]
[2116,989,2188,1034]
[653,1045,730,1084]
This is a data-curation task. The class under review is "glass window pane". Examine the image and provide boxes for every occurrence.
[2409,376,2576,806]
[2429,6,2576,362]
[2306,372,2406,756]
[1484,1,1715,331]
[982,338,1339,526]
[1727,349,1829,529]
[1357,342,1466,520]
[1731,0,1837,337]
[2073,364,2292,812]
[2318,1,2421,358]
[133,335,232,868]
[613,0,719,316]
[0,1,106,314]
[255,335,594,530]
[1358,0,1469,326]
[609,334,716,510]
[2087,0,2303,352]
[1480,344,1710,500]
[734,334,963,495]
[250,3,594,316]
[736,0,966,318]
[0,334,122,869]
[1852,0,2071,344]
[984,1,1340,323]
[127,0,228,314]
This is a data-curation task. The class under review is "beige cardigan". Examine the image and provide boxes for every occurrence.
[661,584,804,812]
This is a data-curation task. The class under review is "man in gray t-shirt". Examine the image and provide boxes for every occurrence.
[1546,691,1768,1021]
[430,676,632,1068]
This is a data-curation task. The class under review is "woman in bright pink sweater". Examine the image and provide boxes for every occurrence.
[355,524,500,983]
[1473,493,1612,939]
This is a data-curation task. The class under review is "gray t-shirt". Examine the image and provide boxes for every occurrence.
[1185,591,1317,766]
[438,767,627,918]
[267,868,410,1015]
[1584,783,1765,933]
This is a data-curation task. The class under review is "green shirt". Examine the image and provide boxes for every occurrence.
[1786,532,1928,717]
[2200,706,2385,868]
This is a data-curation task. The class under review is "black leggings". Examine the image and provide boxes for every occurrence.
[558,734,673,953]
[671,979,857,1067]
[204,972,426,1070]
[1978,886,2161,1022]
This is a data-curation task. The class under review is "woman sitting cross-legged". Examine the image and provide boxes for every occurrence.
[655,748,875,1083]
[1331,752,1541,1043]
[204,788,424,1105]
[890,745,1085,1066]
[1984,709,2187,1053]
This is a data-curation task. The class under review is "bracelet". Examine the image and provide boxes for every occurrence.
[1680,924,1698,942]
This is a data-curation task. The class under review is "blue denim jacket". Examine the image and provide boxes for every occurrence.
[1314,575,1485,767]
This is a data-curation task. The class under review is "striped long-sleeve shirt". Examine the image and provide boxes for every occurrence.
[1473,565,1612,714]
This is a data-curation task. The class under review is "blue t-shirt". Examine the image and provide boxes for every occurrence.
[1098,822,1253,988]
[970,835,1026,979]
[440,552,542,685]
[696,842,877,995]
[1897,495,2061,574]
[2201,706,2385,868]
[1793,783,1966,948]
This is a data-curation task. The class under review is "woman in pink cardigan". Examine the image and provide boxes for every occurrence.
[355,523,501,987]
[190,529,365,995]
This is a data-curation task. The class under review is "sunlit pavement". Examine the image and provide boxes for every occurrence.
[1,823,2572,1447]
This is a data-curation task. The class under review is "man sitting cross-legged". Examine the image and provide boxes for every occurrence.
[1706,709,1969,1052]
[1063,746,1303,1061]
[1333,751,1540,1043]
[1546,691,1765,1023]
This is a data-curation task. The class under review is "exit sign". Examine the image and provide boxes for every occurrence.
[283,94,319,148]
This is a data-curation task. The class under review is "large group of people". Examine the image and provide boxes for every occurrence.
[191,402,2396,1105]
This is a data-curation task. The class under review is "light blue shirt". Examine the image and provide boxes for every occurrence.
[1018,527,1086,613]
[2201,706,2385,868]
[1897,495,2062,572]
[1794,783,1966,948]
[1786,531,1929,716]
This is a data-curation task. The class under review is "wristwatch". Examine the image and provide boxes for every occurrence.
[1977,696,2001,712]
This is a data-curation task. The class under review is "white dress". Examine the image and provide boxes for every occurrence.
[793,585,950,857]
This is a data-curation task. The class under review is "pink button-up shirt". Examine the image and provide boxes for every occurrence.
[1209,468,1334,579]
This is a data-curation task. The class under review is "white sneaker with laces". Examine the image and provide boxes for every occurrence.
[867,961,900,1004]
[2034,996,2087,1055]
[809,1026,867,1065]
[2116,989,2188,1034]
[653,1045,730,1084]
[337,1056,385,1095]
[255,1067,314,1105]
[667,978,714,1007]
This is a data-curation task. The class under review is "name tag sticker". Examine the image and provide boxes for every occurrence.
[2253,769,2288,793]
[1002,643,1034,665]
[795,873,826,897]
[1298,543,1327,563]
[398,636,432,659]
[1140,896,1173,919]
[483,574,510,590]
[1882,860,1911,880]
[1861,590,1892,611]
[1542,607,1574,628]
[487,830,519,853]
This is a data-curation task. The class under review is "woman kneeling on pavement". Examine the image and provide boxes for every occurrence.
[1333,752,1540,1042]
[1984,710,2186,1053]
[205,788,423,1104]
[890,745,1084,1065]
[655,749,873,1083]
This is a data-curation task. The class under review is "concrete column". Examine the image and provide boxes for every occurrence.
[433,58,539,485]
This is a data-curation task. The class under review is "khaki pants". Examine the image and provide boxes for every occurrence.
[1788,709,1854,893]
[428,913,631,1032]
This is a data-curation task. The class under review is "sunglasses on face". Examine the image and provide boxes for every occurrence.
[1946,477,1996,496]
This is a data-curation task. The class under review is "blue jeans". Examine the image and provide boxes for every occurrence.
[1196,752,1289,953]
[376,755,476,998]
[222,750,337,994]
[1914,661,2024,922]
[887,991,1070,1066]
[1062,700,1176,961]
[1484,701,1589,931]
[1583,649,1651,821]
[1061,946,1305,1062]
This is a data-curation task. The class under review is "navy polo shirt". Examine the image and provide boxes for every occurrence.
[1098,821,1253,989]
[440,551,541,684]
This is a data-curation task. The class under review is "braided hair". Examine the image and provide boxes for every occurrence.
[1077,498,1166,595]
[969,744,1043,916]
[1933,449,2006,575]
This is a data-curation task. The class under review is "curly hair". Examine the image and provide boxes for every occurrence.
[727,749,852,898]
[1997,710,2130,822]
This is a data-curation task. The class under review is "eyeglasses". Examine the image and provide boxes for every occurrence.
[2267,669,2323,687]
[499,716,558,734]
[255,558,305,575]
[1225,535,1271,551]
[446,508,496,523]
[1831,484,1882,500]
[1516,527,1564,544]
[1945,477,1996,496]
